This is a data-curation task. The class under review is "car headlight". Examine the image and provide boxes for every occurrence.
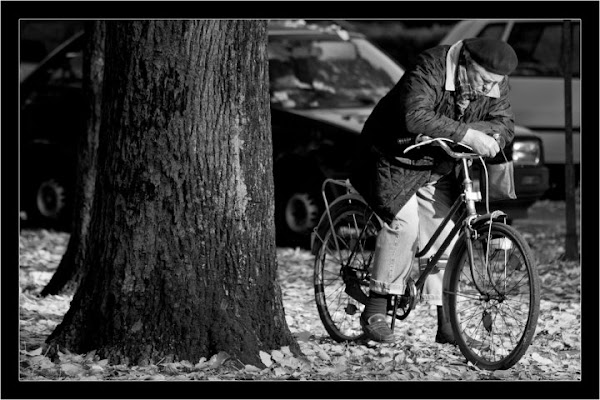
[512,140,541,166]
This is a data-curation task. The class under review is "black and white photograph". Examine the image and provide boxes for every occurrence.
[5,1,598,398]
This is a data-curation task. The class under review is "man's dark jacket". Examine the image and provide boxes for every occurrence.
[350,44,515,224]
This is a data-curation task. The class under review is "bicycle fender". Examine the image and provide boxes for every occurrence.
[310,193,371,255]
[470,211,508,230]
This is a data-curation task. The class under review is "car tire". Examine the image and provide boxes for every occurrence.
[36,179,66,218]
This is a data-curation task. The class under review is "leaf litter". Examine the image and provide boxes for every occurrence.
[19,200,581,381]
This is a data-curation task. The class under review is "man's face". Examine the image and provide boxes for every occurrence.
[466,60,505,95]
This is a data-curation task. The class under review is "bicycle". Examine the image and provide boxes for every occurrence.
[311,137,540,370]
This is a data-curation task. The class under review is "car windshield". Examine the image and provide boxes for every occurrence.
[268,35,404,109]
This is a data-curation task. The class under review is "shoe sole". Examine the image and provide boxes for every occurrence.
[360,319,395,343]
[365,334,395,343]
[363,326,396,343]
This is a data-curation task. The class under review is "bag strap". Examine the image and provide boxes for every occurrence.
[493,133,510,164]
[500,147,509,163]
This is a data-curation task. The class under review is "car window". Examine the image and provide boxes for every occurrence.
[507,22,580,78]
[477,23,507,40]
[268,36,403,109]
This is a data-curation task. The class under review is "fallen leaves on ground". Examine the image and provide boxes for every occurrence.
[18,201,581,381]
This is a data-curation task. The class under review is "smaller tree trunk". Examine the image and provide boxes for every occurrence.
[562,19,578,260]
[41,21,105,295]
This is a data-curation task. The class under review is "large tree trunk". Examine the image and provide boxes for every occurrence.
[47,20,299,366]
[41,21,104,296]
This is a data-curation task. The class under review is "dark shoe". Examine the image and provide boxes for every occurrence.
[435,329,457,345]
[360,314,395,343]
[436,321,457,345]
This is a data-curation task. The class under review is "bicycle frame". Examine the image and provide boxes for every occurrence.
[314,132,512,296]
[413,194,466,291]
[313,155,507,303]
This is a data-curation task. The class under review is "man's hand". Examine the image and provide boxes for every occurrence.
[460,128,500,157]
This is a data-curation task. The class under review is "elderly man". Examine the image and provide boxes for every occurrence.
[350,38,518,343]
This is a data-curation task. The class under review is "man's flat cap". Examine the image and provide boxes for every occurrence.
[464,38,518,76]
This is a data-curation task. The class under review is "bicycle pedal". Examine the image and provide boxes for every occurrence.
[344,303,359,315]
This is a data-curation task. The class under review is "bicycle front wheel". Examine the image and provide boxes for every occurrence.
[444,222,540,370]
[314,200,381,342]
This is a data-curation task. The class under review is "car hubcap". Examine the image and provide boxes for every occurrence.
[284,193,319,234]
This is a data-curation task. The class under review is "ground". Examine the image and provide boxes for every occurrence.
[18,200,582,381]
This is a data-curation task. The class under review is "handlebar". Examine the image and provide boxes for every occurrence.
[403,137,481,160]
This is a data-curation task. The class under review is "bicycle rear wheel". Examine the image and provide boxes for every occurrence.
[444,222,540,370]
[314,200,381,342]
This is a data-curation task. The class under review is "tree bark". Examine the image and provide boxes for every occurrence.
[47,20,299,367]
[41,21,105,296]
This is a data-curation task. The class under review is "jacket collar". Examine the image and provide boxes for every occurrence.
[445,40,501,99]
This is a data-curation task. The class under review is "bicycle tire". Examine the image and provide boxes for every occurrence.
[444,221,540,370]
[314,200,381,342]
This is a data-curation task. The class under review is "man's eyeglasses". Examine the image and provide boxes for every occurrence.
[465,52,504,89]
[479,74,499,89]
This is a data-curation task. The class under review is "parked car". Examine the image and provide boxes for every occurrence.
[19,20,549,247]
[440,19,580,198]
[20,32,84,231]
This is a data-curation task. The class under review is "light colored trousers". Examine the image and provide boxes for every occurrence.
[369,177,458,306]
